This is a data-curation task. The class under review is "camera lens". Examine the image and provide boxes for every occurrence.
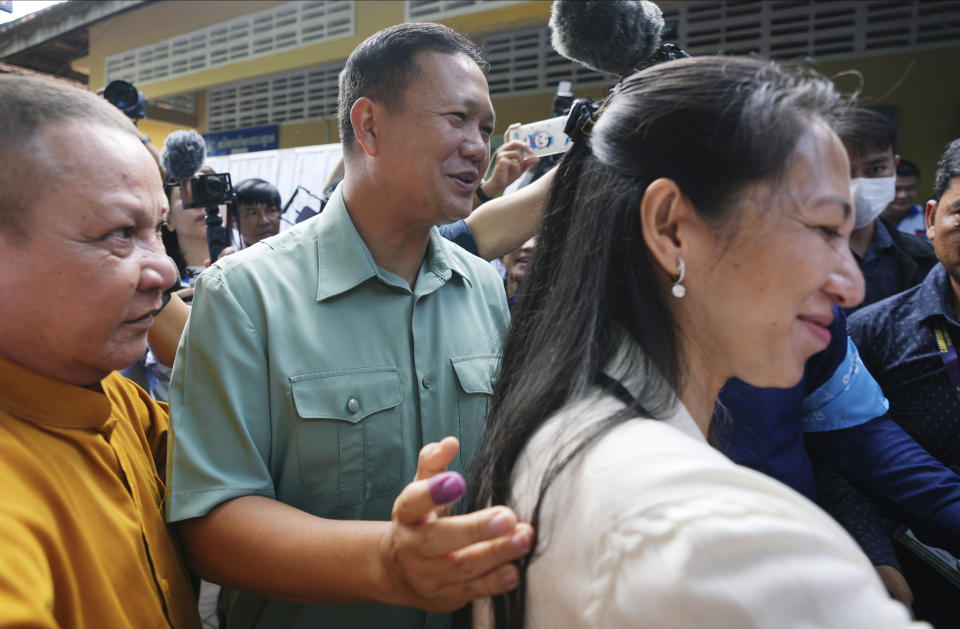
[200,177,226,199]
[104,80,139,110]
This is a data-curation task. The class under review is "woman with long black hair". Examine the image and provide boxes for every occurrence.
[467,56,920,627]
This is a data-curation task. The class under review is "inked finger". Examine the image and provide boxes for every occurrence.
[393,471,466,526]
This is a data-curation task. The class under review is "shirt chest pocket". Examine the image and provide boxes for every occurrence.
[291,367,403,505]
[451,354,499,473]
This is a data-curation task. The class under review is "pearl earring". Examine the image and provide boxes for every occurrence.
[671,258,686,298]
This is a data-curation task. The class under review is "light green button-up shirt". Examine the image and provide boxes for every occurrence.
[166,187,509,629]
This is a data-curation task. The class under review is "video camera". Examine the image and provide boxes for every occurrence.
[103,80,147,121]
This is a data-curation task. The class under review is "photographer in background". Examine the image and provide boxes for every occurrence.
[232,178,283,248]
[162,164,228,285]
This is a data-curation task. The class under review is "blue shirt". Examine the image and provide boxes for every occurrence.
[717,307,883,499]
[896,205,928,240]
[438,219,479,256]
[832,263,960,555]
[854,219,901,313]
[848,263,960,474]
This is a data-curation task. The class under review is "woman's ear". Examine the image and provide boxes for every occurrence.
[639,178,698,279]
[350,97,382,158]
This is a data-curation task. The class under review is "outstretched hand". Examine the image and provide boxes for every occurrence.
[378,436,533,612]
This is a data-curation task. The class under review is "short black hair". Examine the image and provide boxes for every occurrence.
[934,138,960,201]
[835,107,899,156]
[897,158,920,179]
[337,22,485,150]
[0,74,140,240]
[235,178,281,208]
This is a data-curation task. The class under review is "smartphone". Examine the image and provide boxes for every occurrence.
[507,115,572,158]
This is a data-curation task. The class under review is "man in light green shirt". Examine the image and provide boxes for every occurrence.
[167,22,532,629]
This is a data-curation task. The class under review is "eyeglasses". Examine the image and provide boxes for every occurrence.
[239,205,281,221]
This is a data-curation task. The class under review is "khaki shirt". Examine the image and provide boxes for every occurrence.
[167,186,508,628]
[0,358,200,629]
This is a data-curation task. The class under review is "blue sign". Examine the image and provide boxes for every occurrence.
[203,124,278,156]
[0,1,12,14]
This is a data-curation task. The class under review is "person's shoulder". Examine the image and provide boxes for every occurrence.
[201,220,321,291]
[848,282,922,336]
[527,399,728,507]
[441,235,503,288]
[886,219,935,258]
[101,371,169,436]
[0,412,61,513]
[535,400,843,539]
[101,371,163,408]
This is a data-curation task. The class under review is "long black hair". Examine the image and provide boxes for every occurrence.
[161,179,189,280]
[465,55,844,628]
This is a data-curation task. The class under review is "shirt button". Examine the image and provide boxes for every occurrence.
[159,577,170,594]
[346,398,360,413]
[422,377,432,389]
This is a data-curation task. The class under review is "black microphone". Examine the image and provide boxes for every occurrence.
[549,0,665,77]
[160,129,206,182]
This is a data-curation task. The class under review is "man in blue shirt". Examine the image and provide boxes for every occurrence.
[850,139,960,468]
[839,109,936,313]
[843,138,960,620]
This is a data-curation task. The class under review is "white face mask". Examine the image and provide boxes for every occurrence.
[850,176,895,229]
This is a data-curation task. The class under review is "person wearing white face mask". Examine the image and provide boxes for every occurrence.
[838,108,937,312]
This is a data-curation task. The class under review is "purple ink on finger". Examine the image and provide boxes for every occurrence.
[427,471,466,505]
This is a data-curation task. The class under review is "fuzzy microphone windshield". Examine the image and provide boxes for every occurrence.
[160,129,207,182]
[549,0,665,77]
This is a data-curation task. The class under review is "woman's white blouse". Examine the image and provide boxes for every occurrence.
[475,346,924,628]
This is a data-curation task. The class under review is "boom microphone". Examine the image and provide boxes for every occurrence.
[160,129,206,181]
[549,0,664,77]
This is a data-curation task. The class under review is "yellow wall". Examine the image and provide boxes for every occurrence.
[83,0,960,174]
[83,1,562,144]
[816,47,960,195]
[86,1,283,93]
[138,117,192,153]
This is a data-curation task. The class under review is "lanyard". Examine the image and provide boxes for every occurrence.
[933,323,960,403]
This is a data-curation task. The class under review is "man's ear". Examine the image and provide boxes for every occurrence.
[894,154,901,169]
[639,178,699,280]
[925,199,938,241]
[350,97,382,158]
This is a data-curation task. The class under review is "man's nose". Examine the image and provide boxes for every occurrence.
[140,244,178,293]
[462,126,488,165]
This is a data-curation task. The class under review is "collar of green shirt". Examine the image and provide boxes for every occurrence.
[316,186,474,301]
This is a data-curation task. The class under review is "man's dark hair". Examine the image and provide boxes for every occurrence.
[835,107,899,156]
[235,178,281,208]
[934,138,960,201]
[337,22,485,150]
[0,74,139,240]
[897,158,920,179]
